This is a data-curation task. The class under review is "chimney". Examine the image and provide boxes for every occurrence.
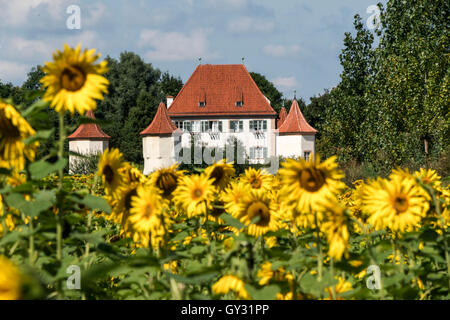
[166,96,174,109]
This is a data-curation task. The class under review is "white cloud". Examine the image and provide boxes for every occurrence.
[83,3,108,27]
[263,44,301,57]
[227,16,275,33]
[8,38,52,60]
[138,29,217,61]
[273,76,298,89]
[65,30,101,49]
[0,60,29,83]
[0,0,66,26]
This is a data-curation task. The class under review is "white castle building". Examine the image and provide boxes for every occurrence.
[68,110,110,173]
[140,64,317,175]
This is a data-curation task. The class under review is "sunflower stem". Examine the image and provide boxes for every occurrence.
[1,201,8,238]
[353,218,385,298]
[56,112,65,263]
[330,258,337,300]
[314,211,323,282]
[432,190,450,290]
[29,218,35,265]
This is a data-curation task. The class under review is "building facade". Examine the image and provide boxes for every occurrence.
[68,110,111,173]
[141,64,317,174]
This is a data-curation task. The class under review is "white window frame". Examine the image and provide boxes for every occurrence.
[230,120,244,133]
[250,120,267,132]
[250,147,268,159]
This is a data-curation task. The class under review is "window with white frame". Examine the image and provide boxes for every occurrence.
[249,120,267,132]
[174,121,183,130]
[200,121,223,133]
[304,151,311,160]
[174,121,192,132]
[249,147,268,159]
[230,120,243,133]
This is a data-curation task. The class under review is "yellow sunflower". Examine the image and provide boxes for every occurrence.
[129,186,166,235]
[240,167,273,191]
[204,159,235,190]
[97,148,127,198]
[257,261,293,286]
[120,164,145,185]
[319,198,350,261]
[0,102,39,170]
[324,277,352,300]
[233,189,280,237]
[212,275,251,300]
[414,168,442,190]
[107,182,139,227]
[40,44,109,115]
[221,181,250,217]
[361,175,430,232]
[0,196,16,235]
[0,256,21,300]
[149,164,185,199]
[278,155,345,213]
[172,173,216,218]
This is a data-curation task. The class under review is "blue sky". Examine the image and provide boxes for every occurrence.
[0,0,385,102]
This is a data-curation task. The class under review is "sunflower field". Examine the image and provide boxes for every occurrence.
[0,45,449,300]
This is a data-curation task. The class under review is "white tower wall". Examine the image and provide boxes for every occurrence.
[142,135,177,175]
[69,140,109,173]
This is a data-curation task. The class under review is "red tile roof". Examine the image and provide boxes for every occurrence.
[277,107,288,128]
[278,100,317,134]
[167,64,277,117]
[140,102,179,136]
[67,110,111,140]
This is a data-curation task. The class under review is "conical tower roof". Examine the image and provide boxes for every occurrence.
[67,110,111,140]
[277,107,288,128]
[140,102,178,136]
[278,100,317,134]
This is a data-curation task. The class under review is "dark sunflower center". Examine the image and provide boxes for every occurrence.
[393,195,409,213]
[144,203,154,219]
[247,201,270,227]
[60,66,86,91]
[0,116,21,139]
[210,166,225,185]
[158,173,177,197]
[211,205,224,218]
[299,168,325,192]
[103,165,114,185]
[250,177,262,189]
[124,188,138,211]
[192,188,204,200]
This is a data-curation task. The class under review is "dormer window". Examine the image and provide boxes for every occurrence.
[198,88,206,107]
[234,87,243,107]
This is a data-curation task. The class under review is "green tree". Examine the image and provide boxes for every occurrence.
[304,90,331,139]
[160,71,183,97]
[250,72,284,113]
[22,66,45,91]
[321,15,375,162]
[95,52,166,164]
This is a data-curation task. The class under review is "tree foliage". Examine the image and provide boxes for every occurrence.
[317,0,449,173]
[250,72,284,113]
